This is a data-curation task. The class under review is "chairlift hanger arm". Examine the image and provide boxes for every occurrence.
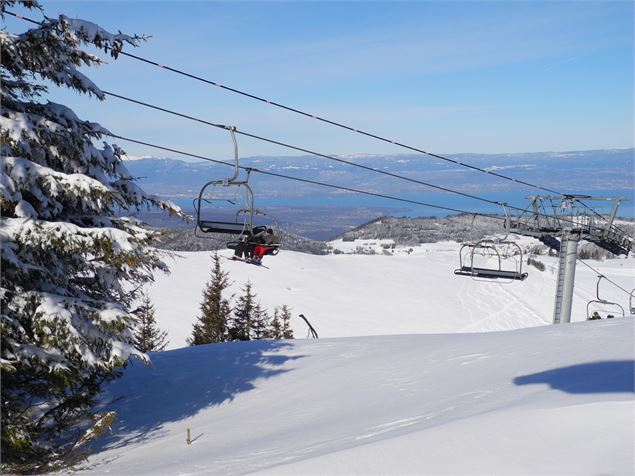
[225,126,239,184]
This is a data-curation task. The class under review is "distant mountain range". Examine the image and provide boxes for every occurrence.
[124,148,633,202]
[125,148,634,239]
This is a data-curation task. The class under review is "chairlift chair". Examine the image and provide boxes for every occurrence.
[454,204,528,282]
[194,127,256,238]
[194,184,254,236]
[586,275,625,320]
[454,239,528,281]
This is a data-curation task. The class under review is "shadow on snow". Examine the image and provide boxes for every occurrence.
[90,339,301,453]
[514,360,635,394]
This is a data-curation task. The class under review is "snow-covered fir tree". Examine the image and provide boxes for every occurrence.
[188,253,232,345]
[229,281,256,341]
[0,1,180,471]
[133,292,168,352]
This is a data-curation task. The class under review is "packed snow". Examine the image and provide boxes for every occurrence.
[77,240,634,475]
[149,239,633,347]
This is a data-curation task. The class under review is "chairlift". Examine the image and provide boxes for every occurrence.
[194,127,255,238]
[586,275,625,320]
[454,204,528,281]
[630,288,635,315]
[454,239,528,281]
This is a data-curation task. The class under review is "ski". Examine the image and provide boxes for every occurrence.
[224,256,270,269]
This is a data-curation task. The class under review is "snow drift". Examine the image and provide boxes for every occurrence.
[81,319,633,475]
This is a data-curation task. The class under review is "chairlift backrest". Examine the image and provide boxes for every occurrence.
[238,207,283,243]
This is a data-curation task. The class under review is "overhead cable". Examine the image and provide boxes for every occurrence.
[110,48,562,194]
[576,258,634,297]
[103,91,519,211]
[103,90,625,232]
[109,132,501,219]
[103,48,631,237]
[104,91,514,208]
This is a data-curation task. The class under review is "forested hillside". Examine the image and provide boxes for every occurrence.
[156,214,635,259]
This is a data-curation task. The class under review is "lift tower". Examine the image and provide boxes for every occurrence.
[507,196,633,324]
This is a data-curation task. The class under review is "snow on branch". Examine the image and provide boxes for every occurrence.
[2,156,113,208]
[60,15,144,51]
[5,289,145,370]
[1,13,146,99]
[1,217,149,254]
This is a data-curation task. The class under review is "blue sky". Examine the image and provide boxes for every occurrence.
[5,1,634,160]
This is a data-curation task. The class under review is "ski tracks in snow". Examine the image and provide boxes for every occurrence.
[457,279,546,333]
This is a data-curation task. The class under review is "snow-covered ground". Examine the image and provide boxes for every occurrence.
[150,240,634,348]
[77,241,635,475]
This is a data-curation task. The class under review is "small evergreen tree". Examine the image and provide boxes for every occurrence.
[188,253,232,345]
[229,281,255,341]
[280,305,294,339]
[251,302,270,340]
[133,292,168,352]
[269,308,283,339]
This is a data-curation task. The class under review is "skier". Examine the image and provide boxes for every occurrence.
[589,311,601,321]
[232,235,251,260]
[248,228,277,265]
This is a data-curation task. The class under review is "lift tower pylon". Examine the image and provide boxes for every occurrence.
[507,196,633,324]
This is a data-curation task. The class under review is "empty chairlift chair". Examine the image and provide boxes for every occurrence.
[195,184,254,236]
[454,205,528,282]
[454,239,528,282]
[194,126,256,239]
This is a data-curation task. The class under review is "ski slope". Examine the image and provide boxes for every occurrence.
[75,241,635,474]
[149,241,634,348]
